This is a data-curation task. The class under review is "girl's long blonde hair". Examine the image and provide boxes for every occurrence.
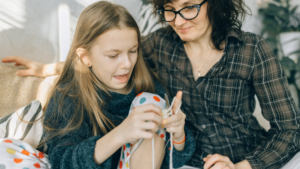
[43,1,155,139]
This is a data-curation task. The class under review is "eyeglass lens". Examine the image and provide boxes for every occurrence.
[162,6,198,21]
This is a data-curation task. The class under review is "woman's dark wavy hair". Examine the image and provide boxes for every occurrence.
[152,0,251,50]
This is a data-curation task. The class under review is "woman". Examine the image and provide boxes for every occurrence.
[3,0,300,168]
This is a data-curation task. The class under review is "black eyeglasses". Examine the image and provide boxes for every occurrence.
[157,0,207,22]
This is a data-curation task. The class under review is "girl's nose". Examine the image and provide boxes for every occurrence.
[120,54,132,69]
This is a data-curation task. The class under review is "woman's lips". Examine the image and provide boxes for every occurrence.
[178,27,191,33]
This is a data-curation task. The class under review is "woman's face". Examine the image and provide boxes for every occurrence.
[164,0,210,42]
[88,28,138,94]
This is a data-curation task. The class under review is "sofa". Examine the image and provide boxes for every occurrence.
[0,65,59,117]
[0,64,271,131]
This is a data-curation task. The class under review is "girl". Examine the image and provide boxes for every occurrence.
[42,1,195,169]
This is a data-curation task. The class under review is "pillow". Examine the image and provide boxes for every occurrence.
[0,100,44,149]
[138,0,163,35]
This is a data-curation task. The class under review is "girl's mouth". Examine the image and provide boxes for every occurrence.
[114,74,129,82]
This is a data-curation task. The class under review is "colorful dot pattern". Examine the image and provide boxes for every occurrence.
[118,92,167,169]
[0,138,50,169]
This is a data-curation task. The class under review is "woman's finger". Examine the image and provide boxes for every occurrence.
[204,154,232,169]
[210,161,229,169]
[203,154,213,162]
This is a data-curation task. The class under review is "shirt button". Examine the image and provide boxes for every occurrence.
[201,125,206,129]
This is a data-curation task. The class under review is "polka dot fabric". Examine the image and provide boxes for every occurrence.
[118,92,167,169]
[0,138,50,169]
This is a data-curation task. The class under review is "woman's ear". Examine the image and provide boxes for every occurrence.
[76,48,92,67]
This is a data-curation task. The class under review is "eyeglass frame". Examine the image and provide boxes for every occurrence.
[157,0,208,22]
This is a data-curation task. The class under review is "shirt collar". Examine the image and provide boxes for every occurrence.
[226,29,245,44]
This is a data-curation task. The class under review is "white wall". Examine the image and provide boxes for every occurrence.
[0,0,299,64]
[0,0,139,64]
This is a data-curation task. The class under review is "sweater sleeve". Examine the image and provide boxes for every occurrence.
[162,126,196,168]
[43,91,113,169]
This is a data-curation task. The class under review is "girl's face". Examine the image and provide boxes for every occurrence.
[164,0,210,42]
[88,28,138,94]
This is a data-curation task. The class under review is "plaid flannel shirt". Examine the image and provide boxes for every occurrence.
[141,27,300,169]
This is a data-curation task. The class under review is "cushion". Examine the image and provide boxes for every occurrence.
[0,100,44,149]
[138,1,162,35]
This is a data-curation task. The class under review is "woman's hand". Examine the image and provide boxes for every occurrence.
[117,104,163,144]
[203,154,235,169]
[1,56,64,77]
[203,154,252,169]
[163,91,186,142]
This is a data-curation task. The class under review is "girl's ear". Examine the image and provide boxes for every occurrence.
[76,48,92,67]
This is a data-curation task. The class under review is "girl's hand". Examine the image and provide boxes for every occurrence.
[117,104,163,144]
[163,91,186,142]
[203,154,235,169]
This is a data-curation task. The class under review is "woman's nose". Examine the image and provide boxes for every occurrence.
[174,14,187,27]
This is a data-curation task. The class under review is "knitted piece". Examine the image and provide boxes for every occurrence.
[117,92,167,169]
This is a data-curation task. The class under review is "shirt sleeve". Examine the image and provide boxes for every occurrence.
[245,37,300,169]
[162,126,196,168]
[44,92,113,169]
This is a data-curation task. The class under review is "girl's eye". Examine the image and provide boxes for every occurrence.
[108,55,118,58]
[130,50,137,53]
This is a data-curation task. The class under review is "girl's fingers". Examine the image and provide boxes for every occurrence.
[2,56,28,66]
[16,70,35,77]
[204,154,232,169]
[140,112,162,124]
[165,126,182,133]
[164,120,184,128]
[140,121,159,132]
[134,130,153,139]
[134,103,163,116]
[163,111,185,125]
[172,91,182,113]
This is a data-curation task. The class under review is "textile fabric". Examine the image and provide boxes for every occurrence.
[141,27,300,169]
[43,80,196,169]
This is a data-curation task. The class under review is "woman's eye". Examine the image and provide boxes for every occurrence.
[165,8,174,11]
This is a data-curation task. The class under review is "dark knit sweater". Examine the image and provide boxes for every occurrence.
[43,80,196,169]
